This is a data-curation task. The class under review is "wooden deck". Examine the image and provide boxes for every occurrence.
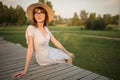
[0,37,110,80]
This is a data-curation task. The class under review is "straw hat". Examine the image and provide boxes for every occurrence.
[26,2,54,23]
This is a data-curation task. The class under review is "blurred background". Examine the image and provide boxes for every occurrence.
[0,0,120,80]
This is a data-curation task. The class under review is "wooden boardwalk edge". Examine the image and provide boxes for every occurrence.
[0,37,111,80]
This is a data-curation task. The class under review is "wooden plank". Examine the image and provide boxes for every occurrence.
[64,70,93,80]
[80,73,100,80]
[0,58,25,67]
[0,60,37,79]
[0,59,36,72]
[28,63,70,79]
[32,64,74,80]
[47,66,84,80]
[0,47,26,57]
[95,76,110,80]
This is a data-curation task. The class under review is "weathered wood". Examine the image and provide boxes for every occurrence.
[48,67,84,80]
[64,70,92,80]
[0,37,110,80]
[80,73,100,80]
[95,76,110,80]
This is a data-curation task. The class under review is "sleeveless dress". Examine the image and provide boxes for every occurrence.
[25,25,71,65]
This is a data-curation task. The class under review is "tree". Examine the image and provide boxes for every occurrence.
[80,10,88,25]
[89,13,96,21]
[0,2,4,26]
[103,14,112,25]
[72,12,80,26]
[9,6,17,25]
[93,15,105,30]
[3,5,11,26]
[15,5,26,26]
[39,0,53,8]
[46,0,53,8]
[111,15,119,25]
[39,0,45,3]
[85,13,105,30]
[54,15,58,24]
[85,13,96,29]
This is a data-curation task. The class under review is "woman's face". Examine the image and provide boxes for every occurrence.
[34,9,45,23]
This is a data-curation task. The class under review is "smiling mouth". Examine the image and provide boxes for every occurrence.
[37,18,42,20]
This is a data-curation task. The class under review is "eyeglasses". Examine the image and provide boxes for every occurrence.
[34,12,45,16]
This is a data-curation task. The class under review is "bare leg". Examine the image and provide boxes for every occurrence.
[55,59,66,63]
[55,58,73,64]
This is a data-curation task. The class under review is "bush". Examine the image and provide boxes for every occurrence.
[106,24,119,31]
[85,18,105,30]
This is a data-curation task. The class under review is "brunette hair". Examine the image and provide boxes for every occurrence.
[31,7,49,27]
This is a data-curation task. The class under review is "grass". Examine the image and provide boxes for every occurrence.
[53,33,120,80]
[0,26,120,80]
[1,26,120,38]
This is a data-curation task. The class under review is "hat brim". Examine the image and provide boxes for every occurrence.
[26,3,54,23]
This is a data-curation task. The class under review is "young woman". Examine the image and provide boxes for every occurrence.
[12,2,75,78]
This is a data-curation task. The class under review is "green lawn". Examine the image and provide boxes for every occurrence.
[0,26,120,80]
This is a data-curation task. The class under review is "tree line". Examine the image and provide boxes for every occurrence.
[55,11,119,30]
[0,1,119,30]
[0,2,26,27]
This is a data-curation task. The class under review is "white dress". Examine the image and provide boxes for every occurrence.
[25,25,71,65]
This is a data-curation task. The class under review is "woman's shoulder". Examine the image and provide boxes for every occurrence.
[45,26,50,31]
[27,25,35,29]
[26,25,36,31]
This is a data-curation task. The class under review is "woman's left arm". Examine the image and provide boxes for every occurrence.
[50,34,75,59]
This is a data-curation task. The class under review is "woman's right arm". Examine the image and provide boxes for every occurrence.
[11,36,34,78]
[24,36,34,73]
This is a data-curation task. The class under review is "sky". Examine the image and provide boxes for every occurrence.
[1,0,120,18]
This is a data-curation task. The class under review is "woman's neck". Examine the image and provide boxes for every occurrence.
[37,22,44,28]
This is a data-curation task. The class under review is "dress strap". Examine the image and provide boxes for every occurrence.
[45,27,51,35]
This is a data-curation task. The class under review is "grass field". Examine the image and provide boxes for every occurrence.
[0,26,120,80]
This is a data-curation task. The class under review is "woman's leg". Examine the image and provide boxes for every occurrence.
[55,58,73,64]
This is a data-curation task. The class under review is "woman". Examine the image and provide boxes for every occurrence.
[12,2,75,78]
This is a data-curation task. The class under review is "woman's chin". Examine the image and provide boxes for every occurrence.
[37,20,44,23]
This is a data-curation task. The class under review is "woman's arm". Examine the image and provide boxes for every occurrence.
[11,36,34,78]
[24,36,34,72]
[50,34,75,59]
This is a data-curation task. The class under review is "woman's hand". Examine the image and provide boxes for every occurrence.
[68,52,75,59]
[11,70,27,78]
